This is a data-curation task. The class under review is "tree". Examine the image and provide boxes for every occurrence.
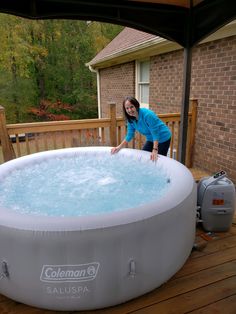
[0,14,123,123]
[0,14,40,122]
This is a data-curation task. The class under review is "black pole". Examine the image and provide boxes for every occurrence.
[178,46,192,164]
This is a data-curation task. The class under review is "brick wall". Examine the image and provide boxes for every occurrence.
[99,62,135,118]
[149,50,183,113]
[98,36,236,183]
[191,36,236,183]
[149,36,236,183]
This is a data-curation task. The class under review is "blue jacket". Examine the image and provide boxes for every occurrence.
[125,108,171,143]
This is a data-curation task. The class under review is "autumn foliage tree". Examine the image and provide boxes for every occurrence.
[0,14,123,123]
[28,100,73,121]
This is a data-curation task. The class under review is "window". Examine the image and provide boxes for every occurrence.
[136,60,150,108]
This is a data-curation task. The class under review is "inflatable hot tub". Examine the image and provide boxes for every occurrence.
[0,147,197,311]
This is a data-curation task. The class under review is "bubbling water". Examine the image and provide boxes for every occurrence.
[0,154,170,217]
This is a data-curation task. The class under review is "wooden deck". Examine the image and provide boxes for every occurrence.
[0,216,235,314]
[189,167,211,182]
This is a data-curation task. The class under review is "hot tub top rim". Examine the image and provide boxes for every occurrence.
[0,147,196,231]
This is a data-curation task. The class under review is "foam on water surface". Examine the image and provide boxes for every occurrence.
[0,154,170,217]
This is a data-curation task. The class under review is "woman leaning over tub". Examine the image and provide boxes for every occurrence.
[111,96,171,162]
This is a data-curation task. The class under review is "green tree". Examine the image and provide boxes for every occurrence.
[0,14,40,122]
[0,14,123,122]
[0,14,50,122]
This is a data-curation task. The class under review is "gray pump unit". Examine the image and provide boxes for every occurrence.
[197,170,235,232]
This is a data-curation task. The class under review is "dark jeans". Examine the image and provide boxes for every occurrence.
[142,138,171,156]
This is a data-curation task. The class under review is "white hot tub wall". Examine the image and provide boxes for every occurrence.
[0,147,197,311]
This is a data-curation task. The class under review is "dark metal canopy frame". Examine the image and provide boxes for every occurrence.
[0,0,236,164]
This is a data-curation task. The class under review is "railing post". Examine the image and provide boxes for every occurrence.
[109,102,117,147]
[186,99,198,168]
[0,106,16,162]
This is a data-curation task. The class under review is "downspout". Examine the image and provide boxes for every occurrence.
[88,64,103,142]
[88,65,101,119]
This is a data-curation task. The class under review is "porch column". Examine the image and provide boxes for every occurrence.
[178,46,192,164]
[0,106,16,161]
[109,102,117,147]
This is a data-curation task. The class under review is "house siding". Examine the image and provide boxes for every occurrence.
[99,62,135,117]
[98,35,236,183]
[192,36,236,182]
[149,50,183,113]
[148,36,236,182]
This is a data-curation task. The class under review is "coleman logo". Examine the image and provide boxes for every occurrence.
[40,263,100,283]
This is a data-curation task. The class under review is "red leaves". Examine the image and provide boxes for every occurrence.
[29,99,73,121]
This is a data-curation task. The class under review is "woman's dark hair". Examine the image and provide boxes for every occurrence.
[122,96,140,122]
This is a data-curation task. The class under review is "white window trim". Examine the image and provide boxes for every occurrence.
[135,59,150,108]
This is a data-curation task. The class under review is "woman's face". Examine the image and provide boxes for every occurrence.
[124,100,138,117]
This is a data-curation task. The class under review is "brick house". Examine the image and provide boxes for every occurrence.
[87,22,236,183]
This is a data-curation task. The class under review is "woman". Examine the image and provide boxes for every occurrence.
[111,96,171,162]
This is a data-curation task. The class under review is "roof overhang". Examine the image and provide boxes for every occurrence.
[87,20,236,70]
[87,38,181,69]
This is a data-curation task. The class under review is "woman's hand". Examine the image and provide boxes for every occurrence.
[111,140,128,155]
[111,146,121,154]
[150,149,158,162]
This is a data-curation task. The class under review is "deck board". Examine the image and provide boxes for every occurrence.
[174,246,236,278]
[132,276,236,314]
[189,294,236,314]
[0,223,235,314]
[189,167,211,182]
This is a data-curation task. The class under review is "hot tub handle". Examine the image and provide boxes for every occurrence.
[129,259,136,277]
[196,206,203,223]
[0,261,9,280]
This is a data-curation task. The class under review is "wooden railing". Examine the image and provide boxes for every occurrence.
[0,99,198,167]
